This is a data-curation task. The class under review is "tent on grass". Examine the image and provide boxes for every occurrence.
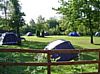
[26,32,33,36]
[95,32,100,36]
[68,32,80,36]
[44,31,49,36]
[0,32,19,45]
[44,39,78,61]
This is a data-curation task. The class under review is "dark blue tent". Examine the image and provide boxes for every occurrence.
[26,32,33,36]
[0,32,19,45]
[68,32,80,36]
[95,32,100,36]
[44,39,78,61]
[44,31,49,36]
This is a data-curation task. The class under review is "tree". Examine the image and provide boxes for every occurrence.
[55,0,80,32]
[9,0,25,45]
[0,0,12,30]
[29,19,35,26]
[20,19,36,35]
[46,17,60,35]
[55,0,100,44]
[47,17,59,28]
[78,0,100,44]
[36,15,46,37]
[0,0,8,19]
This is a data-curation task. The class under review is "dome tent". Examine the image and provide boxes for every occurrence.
[95,32,100,36]
[44,39,78,61]
[0,32,19,45]
[68,32,80,36]
[44,31,49,36]
[26,32,33,36]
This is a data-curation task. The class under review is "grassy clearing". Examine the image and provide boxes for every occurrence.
[0,36,100,49]
[22,36,100,49]
[24,36,100,49]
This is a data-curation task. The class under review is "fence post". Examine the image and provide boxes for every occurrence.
[47,50,51,74]
[98,51,100,73]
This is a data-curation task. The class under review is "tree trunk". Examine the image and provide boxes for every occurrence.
[16,26,21,45]
[36,30,40,37]
[90,30,94,44]
[41,30,44,37]
[89,12,94,44]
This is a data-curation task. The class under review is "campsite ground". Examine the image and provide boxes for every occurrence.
[0,36,100,74]
[0,36,100,49]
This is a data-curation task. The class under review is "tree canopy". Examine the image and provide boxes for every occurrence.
[54,0,100,43]
[0,0,25,45]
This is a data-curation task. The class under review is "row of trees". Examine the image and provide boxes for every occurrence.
[21,16,60,37]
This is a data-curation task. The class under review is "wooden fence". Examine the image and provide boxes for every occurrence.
[0,49,100,74]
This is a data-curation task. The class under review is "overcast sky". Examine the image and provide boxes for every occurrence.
[19,0,60,23]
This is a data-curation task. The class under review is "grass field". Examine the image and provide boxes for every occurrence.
[0,36,100,49]
[0,36,100,74]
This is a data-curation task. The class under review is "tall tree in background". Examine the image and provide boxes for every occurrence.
[47,17,59,28]
[0,0,12,30]
[0,0,8,19]
[29,19,36,33]
[36,15,45,37]
[9,0,25,45]
[78,0,100,44]
[55,0,80,32]
[47,17,60,35]
[55,0,100,44]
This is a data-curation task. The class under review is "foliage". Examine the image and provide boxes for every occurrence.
[0,0,13,30]
[9,0,25,29]
[46,17,60,35]
[47,17,59,28]
[54,0,100,43]
[78,0,100,43]
[0,0,25,45]
[21,19,36,35]
[9,0,25,44]
[48,25,61,35]
[35,15,48,37]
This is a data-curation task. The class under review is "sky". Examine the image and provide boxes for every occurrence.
[19,0,61,23]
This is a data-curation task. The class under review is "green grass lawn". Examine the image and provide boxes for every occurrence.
[0,36,100,74]
[0,36,100,49]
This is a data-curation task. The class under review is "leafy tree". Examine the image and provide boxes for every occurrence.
[0,0,12,30]
[55,0,100,43]
[29,19,36,34]
[36,15,46,37]
[9,0,25,45]
[21,19,36,35]
[0,0,8,19]
[47,17,59,28]
[78,0,100,43]
[55,0,80,32]
[29,19,35,26]
[46,17,60,35]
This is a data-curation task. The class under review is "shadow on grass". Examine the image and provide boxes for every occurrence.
[22,41,48,49]
[73,45,83,49]
[80,53,98,60]
[22,41,84,49]
[94,43,100,46]
[73,45,98,60]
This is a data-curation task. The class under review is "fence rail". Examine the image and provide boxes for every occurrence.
[0,49,100,74]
